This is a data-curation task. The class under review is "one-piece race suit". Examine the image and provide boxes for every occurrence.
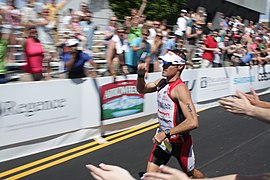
[148,78,195,173]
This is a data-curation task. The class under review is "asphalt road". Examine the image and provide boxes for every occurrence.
[1,94,270,180]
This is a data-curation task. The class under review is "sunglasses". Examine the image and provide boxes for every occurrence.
[111,19,117,21]
[142,33,149,36]
[162,60,173,66]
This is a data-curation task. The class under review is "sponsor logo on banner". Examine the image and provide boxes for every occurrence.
[233,76,255,84]
[0,99,66,117]
[200,77,229,88]
[200,77,208,88]
[184,80,196,91]
[258,72,270,81]
[100,80,144,120]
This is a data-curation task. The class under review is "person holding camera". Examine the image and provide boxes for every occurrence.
[63,39,97,79]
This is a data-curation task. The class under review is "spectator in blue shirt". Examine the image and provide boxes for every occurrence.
[79,11,97,50]
[126,28,151,74]
[63,39,97,79]
[162,32,184,54]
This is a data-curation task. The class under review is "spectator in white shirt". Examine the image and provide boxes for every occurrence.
[176,9,188,38]
[62,8,73,32]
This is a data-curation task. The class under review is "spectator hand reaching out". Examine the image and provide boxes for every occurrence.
[219,90,270,124]
[142,165,190,180]
[87,163,268,180]
[86,163,135,180]
[244,88,261,106]
[219,91,253,114]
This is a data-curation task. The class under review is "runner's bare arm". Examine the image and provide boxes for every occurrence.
[136,77,161,94]
[136,63,161,94]
[169,84,199,135]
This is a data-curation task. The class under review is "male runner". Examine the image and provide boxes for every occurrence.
[136,49,204,178]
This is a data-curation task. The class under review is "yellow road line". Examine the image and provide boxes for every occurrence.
[0,122,157,178]
[5,124,159,180]
[1,108,205,179]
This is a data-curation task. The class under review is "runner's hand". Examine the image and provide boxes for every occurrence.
[137,62,147,76]
[152,131,166,144]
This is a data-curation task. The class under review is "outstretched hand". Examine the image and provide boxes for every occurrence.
[142,165,190,180]
[244,88,260,106]
[86,163,135,180]
[219,91,254,115]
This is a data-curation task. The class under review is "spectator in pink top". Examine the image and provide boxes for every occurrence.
[24,26,48,81]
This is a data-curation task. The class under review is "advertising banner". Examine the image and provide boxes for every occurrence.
[1,65,268,150]
[0,80,82,147]
[253,65,270,90]
[96,74,159,125]
[230,66,256,93]
[195,68,231,102]
[182,69,198,103]
[100,80,144,120]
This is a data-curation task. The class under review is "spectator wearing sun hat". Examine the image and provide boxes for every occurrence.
[63,39,97,79]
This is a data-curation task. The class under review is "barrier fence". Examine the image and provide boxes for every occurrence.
[0,65,270,162]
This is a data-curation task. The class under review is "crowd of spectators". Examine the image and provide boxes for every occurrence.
[0,0,270,83]
[176,9,270,68]
[0,0,97,83]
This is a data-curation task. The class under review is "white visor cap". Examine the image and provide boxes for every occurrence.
[158,51,186,65]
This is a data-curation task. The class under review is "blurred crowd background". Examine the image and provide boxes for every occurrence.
[0,0,269,83]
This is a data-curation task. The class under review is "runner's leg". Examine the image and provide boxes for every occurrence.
[147,144,171,172]
[173,136,205,178]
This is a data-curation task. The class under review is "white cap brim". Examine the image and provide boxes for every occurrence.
[158,51,186,65]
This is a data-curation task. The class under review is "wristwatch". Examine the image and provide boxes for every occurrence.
[164,129,171,138]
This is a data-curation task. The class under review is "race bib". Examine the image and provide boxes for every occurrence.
[159,139,172,154]
[156,128,172,154]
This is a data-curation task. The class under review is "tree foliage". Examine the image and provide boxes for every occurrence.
[108,0,187,26]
